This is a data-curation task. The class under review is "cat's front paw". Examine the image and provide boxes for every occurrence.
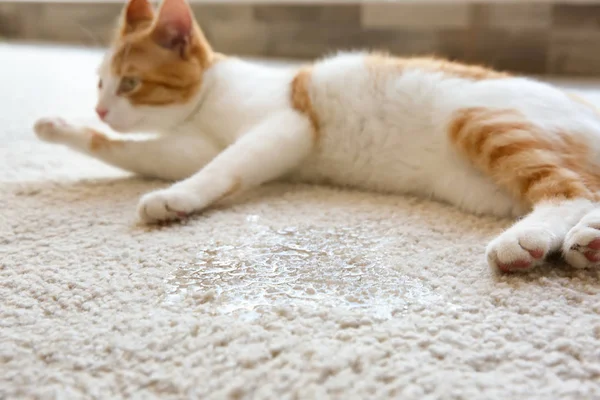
[34,117,71,143]
[138,189,198,223]
[486,227,556,272]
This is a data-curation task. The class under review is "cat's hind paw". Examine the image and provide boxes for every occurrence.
[563,210,600,269]
[486,227,556,272]
[137,189,198,224]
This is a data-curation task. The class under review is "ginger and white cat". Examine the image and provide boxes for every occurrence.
[34,0,600,273]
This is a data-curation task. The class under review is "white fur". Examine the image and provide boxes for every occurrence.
[35,51,600,271]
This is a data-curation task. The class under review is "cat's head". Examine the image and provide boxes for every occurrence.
[96,0,214,133]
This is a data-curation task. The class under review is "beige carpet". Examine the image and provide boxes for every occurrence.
[2,43,600,399]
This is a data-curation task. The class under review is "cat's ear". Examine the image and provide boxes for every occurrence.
[121,0,155,35]
[151,0,194,53]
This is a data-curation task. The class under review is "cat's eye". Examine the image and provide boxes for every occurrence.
[117,77,140,94]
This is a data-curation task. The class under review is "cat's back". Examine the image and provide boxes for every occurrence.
[291,52,600,216]
[293,52,480,192]
[308,52,459,121]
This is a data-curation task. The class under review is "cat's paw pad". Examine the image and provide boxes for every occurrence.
[138,189,198,223]
[34,117,71,142]
[486,228,554,272]
[563,216,600,269]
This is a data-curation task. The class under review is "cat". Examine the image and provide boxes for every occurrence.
[33,0,600,273]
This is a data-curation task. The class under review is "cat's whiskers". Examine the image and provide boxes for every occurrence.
[75,22,102,48]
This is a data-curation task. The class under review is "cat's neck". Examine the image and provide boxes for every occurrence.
[175,58,299,146]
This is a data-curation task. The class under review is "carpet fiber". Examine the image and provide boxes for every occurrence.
[1,44,600,399]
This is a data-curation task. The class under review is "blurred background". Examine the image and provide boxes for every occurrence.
[0,1,598,76]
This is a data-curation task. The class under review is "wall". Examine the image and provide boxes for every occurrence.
[1,2,600,76]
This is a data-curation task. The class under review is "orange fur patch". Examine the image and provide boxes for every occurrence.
[291,66,319,142]
[448,107,600,205]
[366,53,509,80]
[110,32,218,106]
[88,129,121,151]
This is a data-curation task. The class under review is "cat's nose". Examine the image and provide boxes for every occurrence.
[95,107,108,120]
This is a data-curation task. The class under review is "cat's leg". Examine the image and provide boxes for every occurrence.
[34,117,220,181]
[448,107,600,271]
[563,207,600,268]
[486,199,594,272]
[137,110,314,223]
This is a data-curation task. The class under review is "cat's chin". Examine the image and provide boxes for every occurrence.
[108,125,135,134]
[104,118,143,134]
